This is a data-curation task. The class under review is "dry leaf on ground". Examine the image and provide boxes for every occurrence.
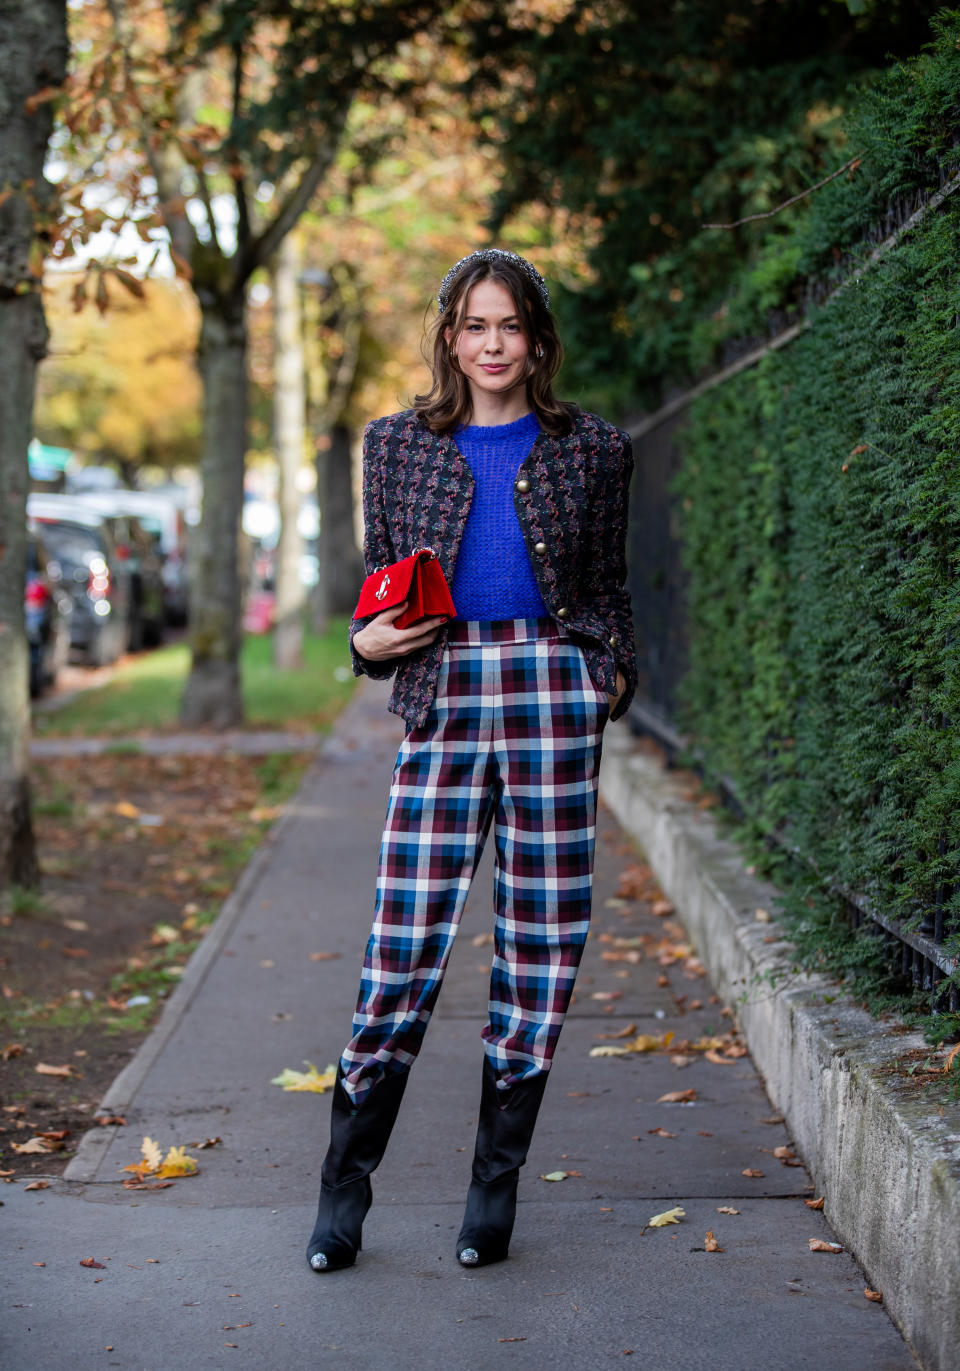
[595,1022,638,1041]
[658,1089,698,1103]
[12,1137,62,1155]
[34,1062,73,1078]
[540,1170,578,1182]
[270,1061,336,1093]
[704,1230,724,1252]
[741,1168,765,1178]
[123,1136,163,1177]
[309,951,341,961]
[809,1239,842,1253]
[864,1288,882,1302]
[2,1042,23,1061]
[805,1196,825,1210]
[716,1206,739,1215]
[648,1206,685,1228]
[158,1146,198,1178]
[80,1257,106,1269]
[24,1180,50,1191]
[704,1050,739,1066]
[122,1136,198,1180]
[648,1127,676,1138]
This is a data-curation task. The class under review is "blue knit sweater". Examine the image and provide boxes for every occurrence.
[449,412,547,621]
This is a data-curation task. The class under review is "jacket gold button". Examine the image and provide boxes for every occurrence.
[515,478,531,493]
[533,541,547,555]
[556,606,570,620]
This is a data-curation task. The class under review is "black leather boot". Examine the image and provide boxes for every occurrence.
[456,1058,549,1268]
[306,1065,409,1272]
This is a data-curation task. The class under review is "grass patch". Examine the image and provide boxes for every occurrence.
[34,618,356,737]
[2,885,55,919]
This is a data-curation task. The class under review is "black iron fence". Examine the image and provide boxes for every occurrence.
[622,405,960,1018]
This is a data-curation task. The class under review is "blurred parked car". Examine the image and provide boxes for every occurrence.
[27,493,163,660]
[70,490,190,626]
[25,527,71,697]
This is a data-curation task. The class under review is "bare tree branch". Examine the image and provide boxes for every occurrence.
[701,152,865,230]
[228,39,251,254]
[195,161,223,256]
[236,104,350,284]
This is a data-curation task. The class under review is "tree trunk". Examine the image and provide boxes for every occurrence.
[0,0,67,888]
[314,422,365,629]
[271,232,306,671]
[179,295,247,728]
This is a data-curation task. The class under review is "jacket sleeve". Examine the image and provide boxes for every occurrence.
[580,428,638,722]
[348,422,403,681]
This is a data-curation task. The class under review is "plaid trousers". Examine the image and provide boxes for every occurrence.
[339,618,609,1106]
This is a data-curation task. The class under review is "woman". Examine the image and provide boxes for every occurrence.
[307,247,637,1273]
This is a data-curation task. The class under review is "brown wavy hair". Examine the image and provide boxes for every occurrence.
[414,254,576,436]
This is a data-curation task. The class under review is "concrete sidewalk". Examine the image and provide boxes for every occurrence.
[3,681,916,1371]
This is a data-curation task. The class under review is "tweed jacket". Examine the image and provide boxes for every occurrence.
[348,406,638,730]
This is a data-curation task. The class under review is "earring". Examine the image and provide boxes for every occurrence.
[535,345,544,359]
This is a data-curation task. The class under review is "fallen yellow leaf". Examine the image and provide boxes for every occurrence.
[648,1206,685,1228]
[114,801,140,818]
[156,1145,198,1178]
[270,1061,337,1093]
[589,1045,630,1058]
[12,1137,58,1155]
[628,1034,663,1052]
[540,1171,572,1182]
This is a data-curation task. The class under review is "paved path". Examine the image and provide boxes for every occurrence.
[3,681,917,1371]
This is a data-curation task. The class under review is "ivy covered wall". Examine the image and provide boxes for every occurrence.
[668,17,960,1007]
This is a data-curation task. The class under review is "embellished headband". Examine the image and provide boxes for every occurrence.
[436,248,550,314]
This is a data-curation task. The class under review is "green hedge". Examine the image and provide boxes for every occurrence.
[669,19,960,1025]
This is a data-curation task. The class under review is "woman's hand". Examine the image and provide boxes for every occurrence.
[353,601,448,661]
[607,669,626,711]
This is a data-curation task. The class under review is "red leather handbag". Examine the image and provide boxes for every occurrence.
[354,548,455,630]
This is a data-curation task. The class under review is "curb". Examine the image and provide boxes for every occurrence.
[599,725,960,1371]
[63,724,338,1184]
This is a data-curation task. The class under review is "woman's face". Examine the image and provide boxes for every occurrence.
[447,278,531,403]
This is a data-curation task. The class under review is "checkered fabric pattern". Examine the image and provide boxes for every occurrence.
[339,618,609,1106]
